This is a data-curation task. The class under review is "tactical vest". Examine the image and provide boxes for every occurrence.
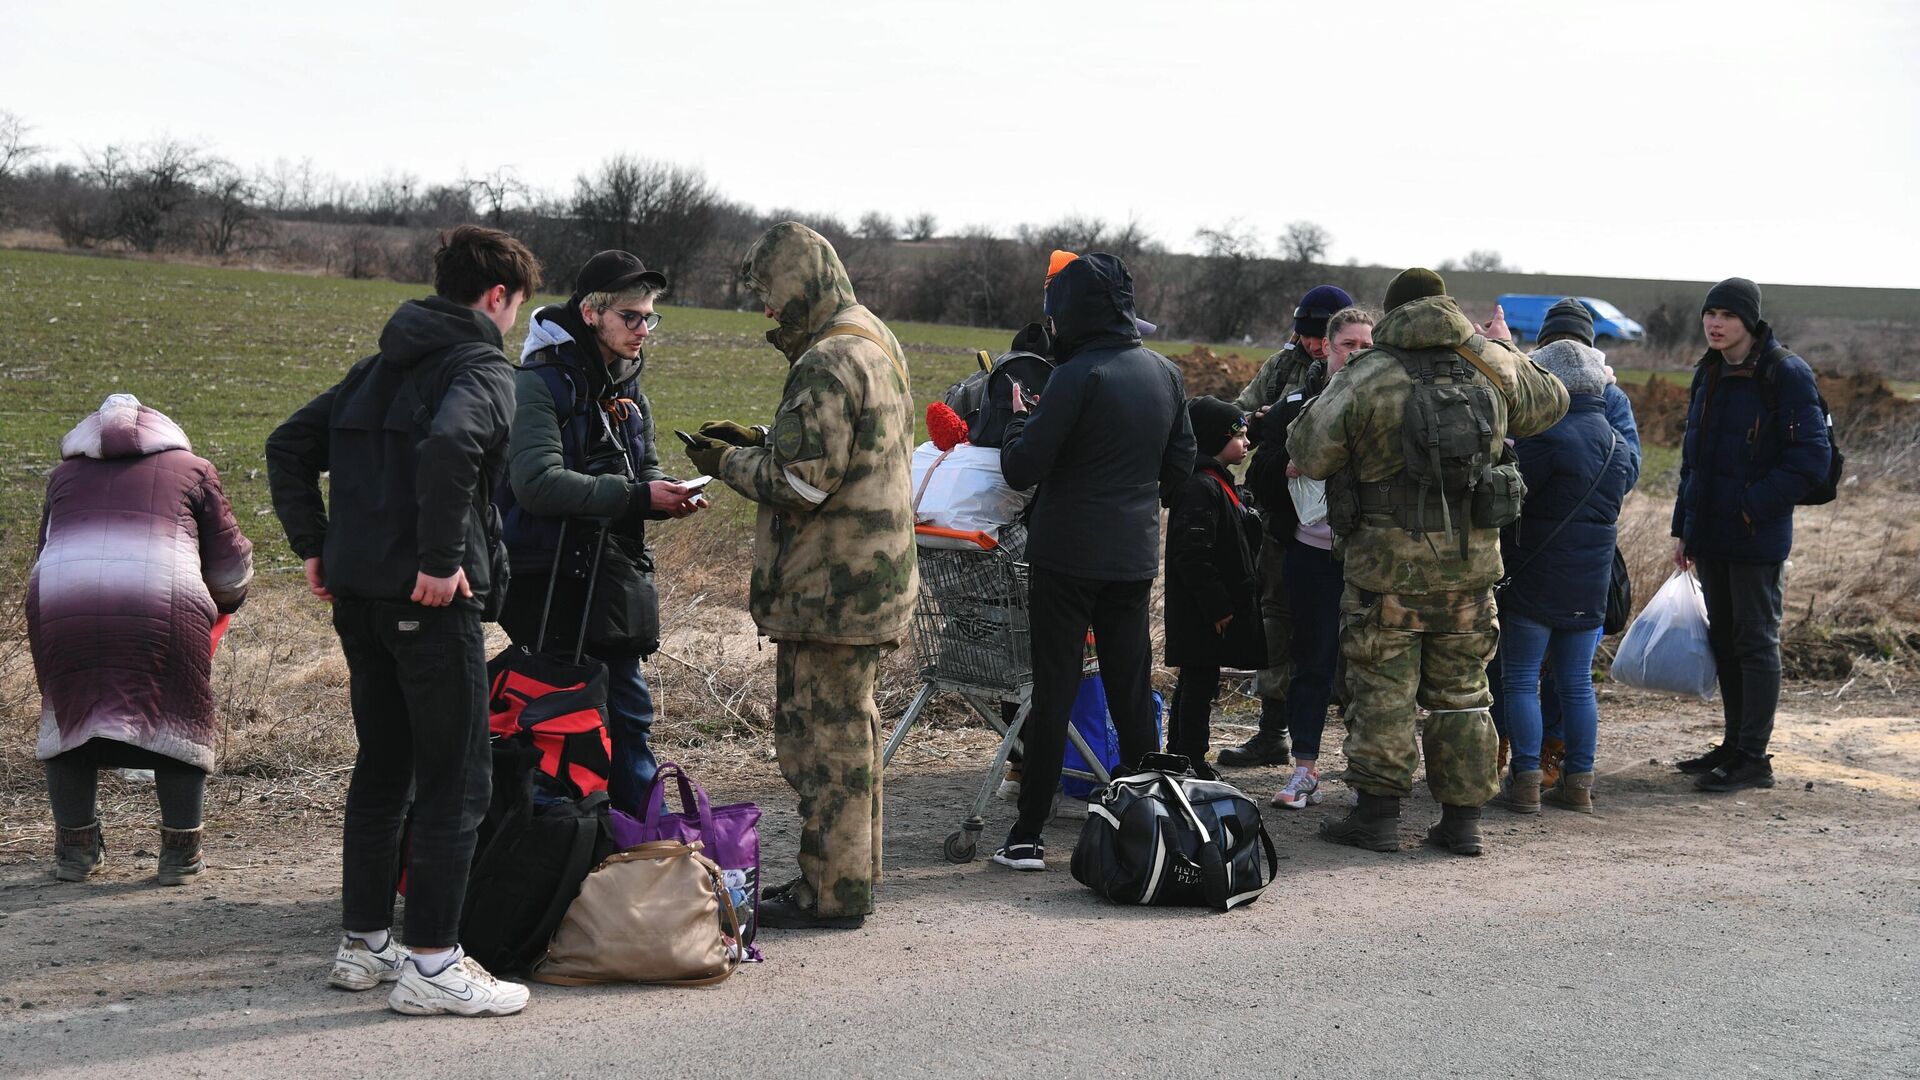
[1327,343,1525,558]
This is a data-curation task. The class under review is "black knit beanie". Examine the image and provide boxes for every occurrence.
[1384,267,1446,312]
[1187,396,1246,458]
[1702,277,1762,333]
[1538,297,1595,346]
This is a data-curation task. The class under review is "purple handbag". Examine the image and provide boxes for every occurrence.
[611,762,762,959]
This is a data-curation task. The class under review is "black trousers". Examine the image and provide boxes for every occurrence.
[1167,667,1221,764]
[332,599,492,949]
[1693,558,1786,756]
[1015,570,1158,839]
[45,738,205,830]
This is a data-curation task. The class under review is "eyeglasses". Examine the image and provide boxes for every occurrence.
[614,309,661,332]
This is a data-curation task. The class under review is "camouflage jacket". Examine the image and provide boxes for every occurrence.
[1287,295,1569,599]
[1234,342,1315,413]
[714,223,917,646]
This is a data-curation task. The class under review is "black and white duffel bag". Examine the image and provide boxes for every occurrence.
[1069,754,1278,912]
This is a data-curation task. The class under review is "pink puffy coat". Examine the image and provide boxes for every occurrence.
[29,396,254,771]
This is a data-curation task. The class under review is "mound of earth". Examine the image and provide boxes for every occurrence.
[1621,368,1917,448]
[1172,346,1262,401]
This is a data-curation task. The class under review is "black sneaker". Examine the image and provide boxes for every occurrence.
[1676,743,1739,775]
[1695,753,1775,793]
[1215,732,1291,769]
[990,839,1046,871]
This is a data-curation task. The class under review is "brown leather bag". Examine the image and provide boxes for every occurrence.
[530,840,742,987]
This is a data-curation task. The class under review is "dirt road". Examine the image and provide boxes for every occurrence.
[2,683,1916,1078]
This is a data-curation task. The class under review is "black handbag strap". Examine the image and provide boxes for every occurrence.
[521,794,608,970]
[1506,431,1618,585]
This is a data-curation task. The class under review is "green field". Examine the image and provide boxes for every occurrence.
[0,250,1008,573]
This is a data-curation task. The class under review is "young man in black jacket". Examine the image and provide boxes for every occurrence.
[267,225,541,1016]
[991,253,1196,871]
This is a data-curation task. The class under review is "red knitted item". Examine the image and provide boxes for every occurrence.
[926,401,969,451]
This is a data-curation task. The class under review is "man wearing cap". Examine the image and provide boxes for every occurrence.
[1287,268,1567,856]
[1217,283,1352,768]
[684,222,916,929]
[500,250,706,816]
[1671,278,1831,793]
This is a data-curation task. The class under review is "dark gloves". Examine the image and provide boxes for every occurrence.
[684,434,730,478]
[698,420,768,448]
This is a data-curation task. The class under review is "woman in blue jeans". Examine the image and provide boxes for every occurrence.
[1492,323,1638,813]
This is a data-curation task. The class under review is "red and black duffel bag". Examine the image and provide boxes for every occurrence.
[486,647,613,799]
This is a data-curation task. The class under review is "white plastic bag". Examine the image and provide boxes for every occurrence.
[1289,474,1328,527]
[1608,570,1718,701]
[910,442,1029,549]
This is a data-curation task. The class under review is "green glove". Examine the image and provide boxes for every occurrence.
[698,419,767,447]
[684,435,730,478]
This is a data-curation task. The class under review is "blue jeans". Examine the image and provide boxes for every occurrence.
[604,654,659,816]
[1491,613,1603,775]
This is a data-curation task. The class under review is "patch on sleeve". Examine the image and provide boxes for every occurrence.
[772,407,824,465]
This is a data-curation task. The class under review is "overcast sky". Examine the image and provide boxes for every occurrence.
[5,0,1917,289]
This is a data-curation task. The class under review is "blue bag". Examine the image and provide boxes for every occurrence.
[1061,675,1164,798]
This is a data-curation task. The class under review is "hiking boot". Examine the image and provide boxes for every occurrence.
[157,826,204,886]
[330,934,411,991]
[388,952,529,1017]
[1425,804,1484,856]
[1696,753,1775,793]
[1272,766,1323,810]
[990,837,1047,872]
[54,821,105,882]
[1492,769,1543,814]
[1318,792,1401,852]
[1676,743,1739,776]
[1543,770,1595,813]
[1216,730,1291,769]
[1540,736,1566,790]
[756,889,868,930]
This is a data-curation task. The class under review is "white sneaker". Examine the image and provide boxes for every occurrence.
[329,934,410,991]
[1272,767,1323,810]
[388,953,530,1017]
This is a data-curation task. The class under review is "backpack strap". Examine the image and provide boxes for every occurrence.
[520,794,608,971]
[818,323,911,389]
[1449,342,1505,386]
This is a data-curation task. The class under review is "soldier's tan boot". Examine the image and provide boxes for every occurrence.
[54,821,105,882]
[1318,792,1401,853]
[1424,804,1484,856]
[1492,769,1543,814]
[1542,771,1595,813]
[157,826,204,886]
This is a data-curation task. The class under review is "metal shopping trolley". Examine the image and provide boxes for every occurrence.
[882,525,1111,863]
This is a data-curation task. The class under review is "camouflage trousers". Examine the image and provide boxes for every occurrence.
[1338,585,1500,806]
[1254,531,1294,701]
[774,641,885,918]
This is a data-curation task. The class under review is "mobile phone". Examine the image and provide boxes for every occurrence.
[683,475,713,491]
[674,430,699,447]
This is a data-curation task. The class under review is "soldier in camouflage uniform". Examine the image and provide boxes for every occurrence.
[1218,284,1353,768]
[1288,268,1567,855]
[684,222,916,928]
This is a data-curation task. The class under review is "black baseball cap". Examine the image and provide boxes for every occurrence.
[569,249,668,302]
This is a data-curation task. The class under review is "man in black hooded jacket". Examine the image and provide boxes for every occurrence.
[267,225,541,1016]
[990,252,1196,871]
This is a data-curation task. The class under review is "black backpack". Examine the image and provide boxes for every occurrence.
[460,748,619,975]
[945,348,1056,449]
[1070,755,1278,912]
[1687,345,1843,507]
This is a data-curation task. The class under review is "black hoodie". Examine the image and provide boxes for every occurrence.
[999,254,1197,580]
[267,296,516,609]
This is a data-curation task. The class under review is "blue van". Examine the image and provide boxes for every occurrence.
[1499,294,1645,346]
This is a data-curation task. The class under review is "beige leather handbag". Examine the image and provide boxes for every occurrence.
[530,840,742,987]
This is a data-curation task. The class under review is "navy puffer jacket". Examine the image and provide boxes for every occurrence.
[1499,395,1639,629]
[1671,327,1830,563]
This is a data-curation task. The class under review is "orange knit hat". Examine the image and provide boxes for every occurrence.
[1045,249,1079,285]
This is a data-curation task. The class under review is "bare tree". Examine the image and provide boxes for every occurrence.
[1187,223,1276,342]
[462,166,527,226]
[856,210,897,242]
[572,156,721,290]
[1279,220,1330,264]
[196,162,267,257]
[89,140,213,252]
[1460,249,1512,272]
[903,211,938,242]
[0,110,44,220]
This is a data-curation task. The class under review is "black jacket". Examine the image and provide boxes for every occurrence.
[1245,356,1328,540]
[266,297,515,610]
[1000,254,1196,581]
[1163,458,1265,668]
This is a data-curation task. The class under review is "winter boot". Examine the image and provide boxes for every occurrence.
[157,826,204,886]
[1543,770,1594,812]
[1492,769,1543,814]
[1318,791,1401,852]
[1216,699,1291,768]
[54,821,105,882]
[1425,804,1484,856]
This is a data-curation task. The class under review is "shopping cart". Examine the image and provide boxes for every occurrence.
[882,525,1111,863]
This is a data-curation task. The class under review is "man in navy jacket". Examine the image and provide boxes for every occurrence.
[1671,277,1832,793]
[990,253,1196,871]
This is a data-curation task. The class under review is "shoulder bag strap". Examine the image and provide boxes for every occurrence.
[817,323,911,389]
[1449,342,1504,385]
[1505,432,1619,584]
[912,448,955,513]
[519,808,603,972]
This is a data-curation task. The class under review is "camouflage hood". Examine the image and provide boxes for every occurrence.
[1372,295,1477,353]
[743,222,860,363]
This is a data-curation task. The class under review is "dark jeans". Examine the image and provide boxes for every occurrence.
[1167,666,1220,764]
[1694,557,1786,755]
[46,738,205,830]
[333,599,492,949]
[604,653,659,815]
[1015,570,1157,839]
[1282,540,1342,760]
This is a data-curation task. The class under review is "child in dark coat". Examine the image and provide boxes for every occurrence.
[1163,396,1265,779]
